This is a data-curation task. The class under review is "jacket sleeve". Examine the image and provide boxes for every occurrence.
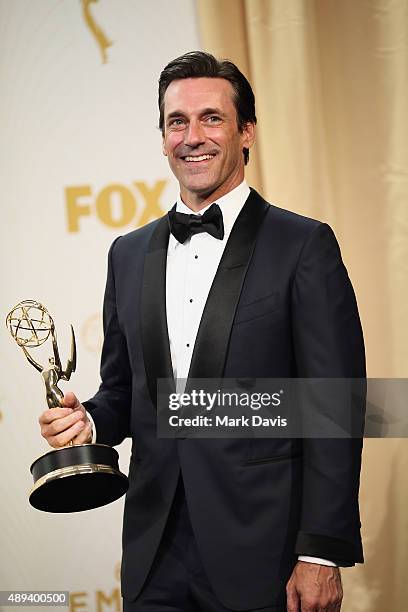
[291,222,366,565]
[83,237,132,447]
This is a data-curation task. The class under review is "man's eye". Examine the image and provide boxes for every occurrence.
[206,115,221,123]
[169,118,185,127]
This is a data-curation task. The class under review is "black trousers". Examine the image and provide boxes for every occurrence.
[123,478,285,612]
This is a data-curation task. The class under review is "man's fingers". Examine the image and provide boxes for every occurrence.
[39,407,73,425]
[286,584,300,612]
[299,594,341,611]
[328,569,342,612]
[48,420,85,448]
[38,392,89,448]
[72,420,93,445]
[286,563,342,612]
[299,600,317,612]
[52,418,92,448]
[327,594,342,611]
[41,410,82,437]
[62,391,81,409]
[299,595,339,611]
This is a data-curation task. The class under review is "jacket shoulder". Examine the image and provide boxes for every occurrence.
[247,191,344,274]
[249,189,325,241]
[268,203,321,230]
[120,215,166,247]
[108,215,167,261]
[258,197,321,232]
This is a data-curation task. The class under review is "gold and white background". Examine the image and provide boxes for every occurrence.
[1,1,407,611]
[0,1,199,611]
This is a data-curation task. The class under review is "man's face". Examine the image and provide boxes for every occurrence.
[162,77,255,208]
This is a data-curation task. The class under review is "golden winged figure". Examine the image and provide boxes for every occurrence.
[21,320,77,409]
[82,0,113,64]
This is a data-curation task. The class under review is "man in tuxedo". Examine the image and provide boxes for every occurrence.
[39,51,365,611]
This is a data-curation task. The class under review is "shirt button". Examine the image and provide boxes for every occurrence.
[189,299,193,303]
[194,255,198,259]
[186,343,190,347]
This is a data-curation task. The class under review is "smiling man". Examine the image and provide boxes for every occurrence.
[39,52,365,612]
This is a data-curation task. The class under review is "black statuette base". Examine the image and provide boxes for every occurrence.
[29,444,129,513]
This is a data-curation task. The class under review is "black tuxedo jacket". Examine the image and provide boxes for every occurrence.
[85,189,365,610]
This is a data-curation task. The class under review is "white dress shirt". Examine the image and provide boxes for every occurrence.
[90,179,335,567]
[166,181,251,384]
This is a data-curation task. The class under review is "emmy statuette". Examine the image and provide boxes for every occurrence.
[6,300,129,513]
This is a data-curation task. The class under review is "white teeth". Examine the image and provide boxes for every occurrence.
[184,155,214,162]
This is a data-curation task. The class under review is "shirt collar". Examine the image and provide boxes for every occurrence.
[174,180,250,240]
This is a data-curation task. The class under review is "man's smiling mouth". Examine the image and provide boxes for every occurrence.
[182,154,215,162]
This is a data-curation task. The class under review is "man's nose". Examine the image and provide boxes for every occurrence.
[184,120,205,147]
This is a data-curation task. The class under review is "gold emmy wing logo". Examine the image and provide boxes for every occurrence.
[81,0,112,64]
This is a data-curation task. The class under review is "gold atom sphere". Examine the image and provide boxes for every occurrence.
[6,300,53,348]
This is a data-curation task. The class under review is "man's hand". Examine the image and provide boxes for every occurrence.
[286,561,343,612]
[38,391,92,448]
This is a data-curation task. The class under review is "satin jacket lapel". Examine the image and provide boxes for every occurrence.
[187,189,269,383]
[141,215,174,406]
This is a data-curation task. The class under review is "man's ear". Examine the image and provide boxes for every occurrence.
[162,136,168,156]
[241,121,256,150]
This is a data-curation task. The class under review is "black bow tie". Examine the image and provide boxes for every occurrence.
[168,203,224,244]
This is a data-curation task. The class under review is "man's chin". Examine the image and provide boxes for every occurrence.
[181,179,219,199]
